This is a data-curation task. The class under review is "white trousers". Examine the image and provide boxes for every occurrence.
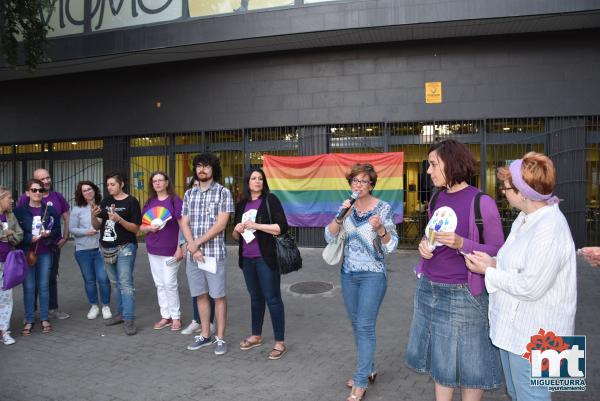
[0,262,13,331]
[148,253,181,319]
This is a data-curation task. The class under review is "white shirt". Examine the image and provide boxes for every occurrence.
[485,204,577,355]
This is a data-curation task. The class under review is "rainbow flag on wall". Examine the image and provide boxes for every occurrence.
[263,153,404,227]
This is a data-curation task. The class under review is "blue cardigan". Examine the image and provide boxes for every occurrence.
[13,203,62,253]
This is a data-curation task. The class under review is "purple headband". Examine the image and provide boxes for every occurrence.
[509,159,560,205]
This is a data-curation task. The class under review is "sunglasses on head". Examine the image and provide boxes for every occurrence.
[29,188,46,193]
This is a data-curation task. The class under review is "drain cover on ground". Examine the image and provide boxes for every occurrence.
[290,281,333,295]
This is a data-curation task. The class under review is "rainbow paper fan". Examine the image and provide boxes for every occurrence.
[142,206,172,229]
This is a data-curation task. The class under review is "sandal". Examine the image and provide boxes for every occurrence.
[240,336,263,351]
[170,319,182,331]
[21,323,33,336]
[346,387,367,401]
[346,372,377,388]
[41,321,52,334]
[153,318,172,330]
[268,344,287,360]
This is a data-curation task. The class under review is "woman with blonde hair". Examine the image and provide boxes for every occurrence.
[465,152,576,401]
[0,186,24,344]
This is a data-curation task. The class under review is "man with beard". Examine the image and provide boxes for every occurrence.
[181,153,234,355]
[18,168,71,320]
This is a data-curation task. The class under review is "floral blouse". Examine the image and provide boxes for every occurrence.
[325,200,398,274]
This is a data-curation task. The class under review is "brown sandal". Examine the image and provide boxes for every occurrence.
[21,323,33,336]
[41,321,52,334]
[240,336,263,351]
[268,344,287,360]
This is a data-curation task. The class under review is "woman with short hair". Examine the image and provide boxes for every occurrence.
[465,152,577,401]
[14,179,62,335]
[405,139,504,401]
[325,163,398,401]
[91,172,141,336]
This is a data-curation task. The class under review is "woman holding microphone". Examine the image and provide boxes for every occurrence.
[325,163,398,401]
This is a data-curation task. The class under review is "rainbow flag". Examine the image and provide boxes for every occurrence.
[263,153,404,227]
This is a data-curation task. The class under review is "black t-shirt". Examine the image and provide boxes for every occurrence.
[98,195,142,248]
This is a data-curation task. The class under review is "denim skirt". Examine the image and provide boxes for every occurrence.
[405,276,503,389]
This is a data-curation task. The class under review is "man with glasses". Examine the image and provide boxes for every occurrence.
[18,168,71,320]
[181,153,234,355]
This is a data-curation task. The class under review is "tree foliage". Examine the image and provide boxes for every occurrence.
[0,0,53,71]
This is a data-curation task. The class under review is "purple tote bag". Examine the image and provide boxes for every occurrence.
[2,249,28,290]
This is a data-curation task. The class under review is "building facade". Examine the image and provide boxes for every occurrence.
[1,0,599,247]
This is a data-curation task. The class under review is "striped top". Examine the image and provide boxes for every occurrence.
[485,204,577,355]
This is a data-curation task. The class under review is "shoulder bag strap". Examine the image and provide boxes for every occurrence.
[264,194,273,224]
[474,191,485,244]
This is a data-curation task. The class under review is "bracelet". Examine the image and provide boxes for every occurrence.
[334,218,342,225]
[379,229,387,238]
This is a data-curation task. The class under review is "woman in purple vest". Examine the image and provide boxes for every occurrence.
[405,139,505,401]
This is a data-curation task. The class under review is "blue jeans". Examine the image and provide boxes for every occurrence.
[75,248,111,305]
[23,252,52,323]
[242,257,285,341]
[500,349,551,401]
[49,247,60,310]
[104,243,137,321]
[341,270,387,388]
[193,295,215,323]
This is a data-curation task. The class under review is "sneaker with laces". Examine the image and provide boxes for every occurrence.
[87,305,100,319]
[187,335,213,350]
[1,331,16,345]
[214,336,228,355]
[101,305,112,320]
[49,309,70,320]
[181,320,201,335]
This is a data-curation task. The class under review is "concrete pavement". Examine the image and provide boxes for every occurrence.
[0,243,598,401]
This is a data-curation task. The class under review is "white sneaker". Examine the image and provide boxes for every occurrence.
[101,305,112,320]
[1,331,16,345]
[87,305,100,320]
[181,320,201,335]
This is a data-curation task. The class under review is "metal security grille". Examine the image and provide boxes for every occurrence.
[0,116,598,248]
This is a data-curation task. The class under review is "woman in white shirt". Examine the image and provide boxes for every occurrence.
[465,152,577,401]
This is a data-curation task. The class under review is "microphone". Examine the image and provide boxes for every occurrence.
[336,192,360,220]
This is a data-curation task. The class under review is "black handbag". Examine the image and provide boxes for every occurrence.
[265,194,302,275]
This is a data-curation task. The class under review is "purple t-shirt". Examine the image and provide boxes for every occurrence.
[142,196,183,256]
[29,206,51,255]
[18,191,70,216]
[0,214,11,262]
[241,198,262,259]
[423,186,480,284]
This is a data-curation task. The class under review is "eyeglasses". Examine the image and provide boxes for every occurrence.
[351,178,372,185]
[195,164,212,170]
[82,188,94,193]
[29,188,46,193]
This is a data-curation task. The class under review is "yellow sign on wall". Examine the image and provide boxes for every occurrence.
[425,82,442,104]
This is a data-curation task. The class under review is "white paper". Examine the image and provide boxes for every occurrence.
[192,255,217,274]
[241,229,256,244]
